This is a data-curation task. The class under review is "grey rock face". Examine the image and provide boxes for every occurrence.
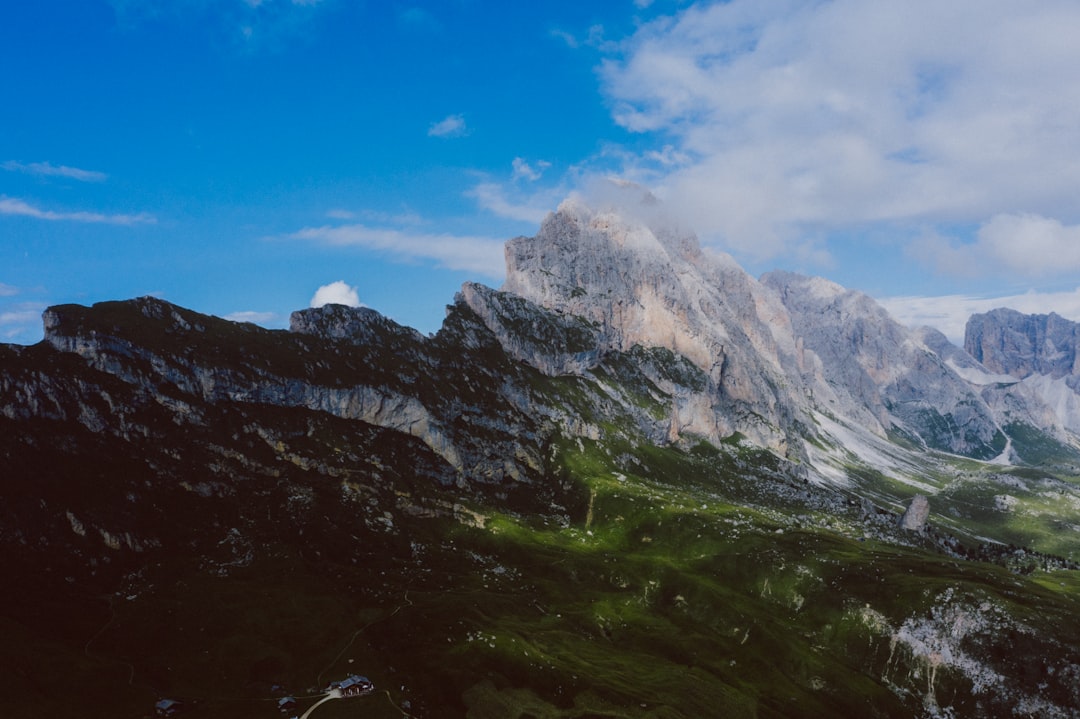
[488,190,1060,462]
[962,309,1080,440]
[899,494,930,531]
[290,303,427,346]
[37,296,539,485]
[762,272,1006,459]
[498,191,814,455]
[966,309,1080,379]
[456,282,603,376]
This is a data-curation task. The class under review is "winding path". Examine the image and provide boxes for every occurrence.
[83,595,143,690]
[316,590,414,687]
[299,689,341,719]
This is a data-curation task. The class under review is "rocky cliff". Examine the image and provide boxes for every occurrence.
[487,190,1029,463]
[966,308,1080,379]
[494,191,816,456]
[965,308,1080,437]
[764,272,1006,459]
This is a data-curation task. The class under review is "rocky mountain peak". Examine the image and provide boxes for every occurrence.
[762,270,1008,459]
[965,308,1080,379]
[491,189,812,454]
[290,302,427,346]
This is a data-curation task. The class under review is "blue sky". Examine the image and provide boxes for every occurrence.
[5,0,1080,346]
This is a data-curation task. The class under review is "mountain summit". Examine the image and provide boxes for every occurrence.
[489,190,813,454]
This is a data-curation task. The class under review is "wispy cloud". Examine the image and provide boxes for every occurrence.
[469,183,552,225]
[0,197,155,225]
[325,207,424,225]
[2,161,107,183]
[511,157,551,182]
[550,28,580,48]
[223,310,279,325]
[428,114,467,138]
[286,224,505,277]
[0,283,18,297]
[882,287,1080,346]
[600,0,1080,271]
[550,24,614,51]
[468,157,568,225]
[0,301,46,344]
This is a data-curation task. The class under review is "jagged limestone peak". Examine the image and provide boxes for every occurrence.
[493,190,817,455]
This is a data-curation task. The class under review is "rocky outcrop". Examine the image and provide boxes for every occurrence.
[290,302,427,346]
[763,272,1006,459]
[37,296,536,485]
[456,282,603,376]
[899,494,930,531]
[964,310,1080,438]
[966,309,1080,379]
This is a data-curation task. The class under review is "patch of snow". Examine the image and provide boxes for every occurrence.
[809,411,939,493]
[986,435,1014,466]
[945,359,1017,386]
[1020,373,1080,432]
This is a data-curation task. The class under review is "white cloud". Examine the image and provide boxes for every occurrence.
[428,114,467,138]
[550,28,579,48]
[287,224,506,277]
[310,281,361,308]
[0,283,18,297]
[974,214,1080,276]
[913,213,1080,278]
[224,310,279,324]
[0,309,41,327]
[469,182,556,225]
[550,24,613,51]
[0,196,155,225]
[600,0,1080,266]
[882,287,1080,346]
[467,157,569,225]
[0,302,46,344]
[326,207,424,225]
[2,161,107,182]
[511,157,551,182]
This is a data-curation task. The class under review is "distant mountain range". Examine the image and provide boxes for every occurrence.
[5,188,1080,718]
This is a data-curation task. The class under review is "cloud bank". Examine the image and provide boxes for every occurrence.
[915,214,1080,278]
[601,0,1080,269]
[882,287,1080,347]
